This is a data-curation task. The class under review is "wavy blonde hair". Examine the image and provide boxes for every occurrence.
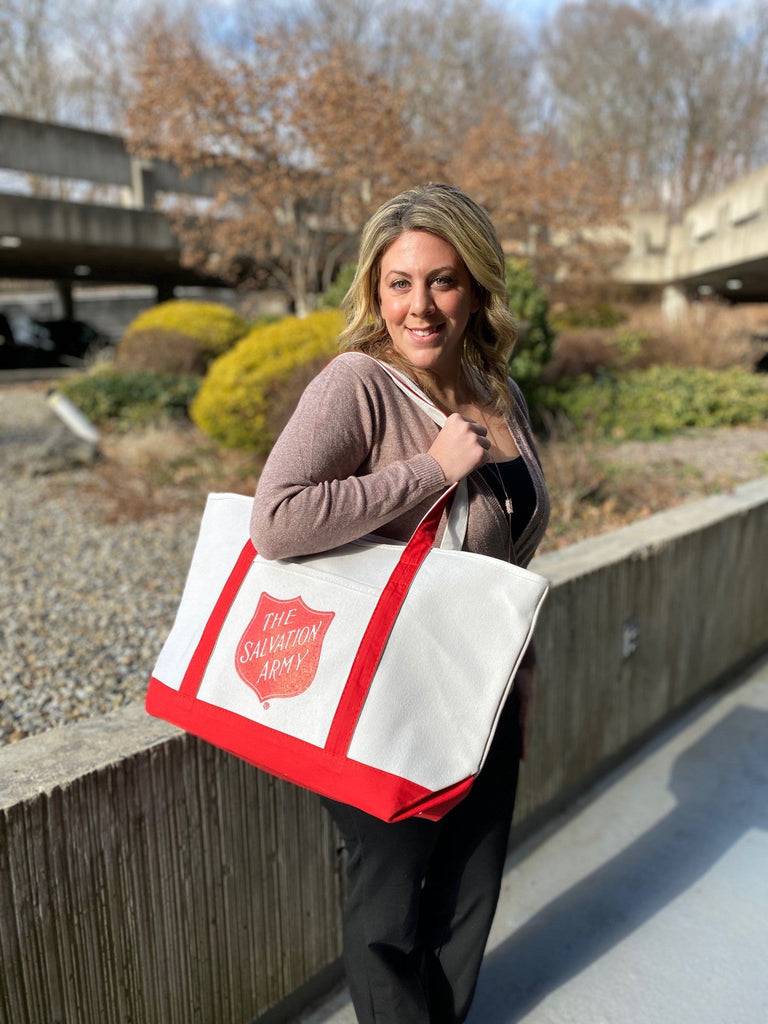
[339,183,517,415]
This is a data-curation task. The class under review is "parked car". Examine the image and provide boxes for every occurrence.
[0,312,114,368]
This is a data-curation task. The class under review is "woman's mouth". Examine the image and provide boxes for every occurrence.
[407,324,443,341]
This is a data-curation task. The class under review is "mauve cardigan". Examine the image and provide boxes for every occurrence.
[250,352,550,569]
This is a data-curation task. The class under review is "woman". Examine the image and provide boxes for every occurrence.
[251,183,550,1024]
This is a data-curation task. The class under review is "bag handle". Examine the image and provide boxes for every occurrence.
[370,358,469,551]
[324,483,457,757]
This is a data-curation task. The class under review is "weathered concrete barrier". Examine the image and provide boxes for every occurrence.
[2,477,766,1024]
[518,475,768,828]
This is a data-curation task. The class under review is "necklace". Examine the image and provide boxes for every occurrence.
[490,460,515,516]
[476,408,518,562]
[479,458,515,562]
[478,408,515,515]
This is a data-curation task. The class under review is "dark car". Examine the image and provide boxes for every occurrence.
[0,312,114,368]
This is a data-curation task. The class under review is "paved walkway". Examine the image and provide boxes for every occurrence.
[299,655,768,1024]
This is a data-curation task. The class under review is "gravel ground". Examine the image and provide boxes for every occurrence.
[607,427,768,480]
[1,385,200,743]
[2,383,767,746]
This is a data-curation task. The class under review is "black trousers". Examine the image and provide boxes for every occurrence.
[322,691,522,1024]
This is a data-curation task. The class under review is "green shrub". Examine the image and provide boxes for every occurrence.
[552,304,627,330]
[539,365,768,439]
[191,310,344,450]
[58,366,200,430]
[605,329,652,369]
[506,258,555,400]
[116,300,249,374]
[320,263,356,309]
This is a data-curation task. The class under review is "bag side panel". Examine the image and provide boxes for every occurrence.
[347,551,549,790]
[196,559,382,748]
[151,494,254,692]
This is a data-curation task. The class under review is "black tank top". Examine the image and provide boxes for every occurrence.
[477,456,536,545]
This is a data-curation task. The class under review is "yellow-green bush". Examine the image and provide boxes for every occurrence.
[116,300,250,374]
[539,365,768,439]
[191,309,344,450]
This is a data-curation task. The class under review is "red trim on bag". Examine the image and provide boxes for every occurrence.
[146,677,473,822]
[178,540,256,699]
[323,489,450,758]
[151,483,476,821]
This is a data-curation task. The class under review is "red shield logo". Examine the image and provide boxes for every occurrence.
[235,593,335,704]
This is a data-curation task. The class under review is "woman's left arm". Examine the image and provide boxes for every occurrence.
[250,357,447,559]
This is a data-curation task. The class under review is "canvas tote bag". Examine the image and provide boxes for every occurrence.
[146,362,549,822]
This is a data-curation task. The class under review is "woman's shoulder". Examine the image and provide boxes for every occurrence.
[310,351,393,397]
[326,350,385,380]
[506,375,532,422]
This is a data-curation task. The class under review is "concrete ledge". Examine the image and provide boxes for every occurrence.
[531,476,768,583]
[0,701,180,809]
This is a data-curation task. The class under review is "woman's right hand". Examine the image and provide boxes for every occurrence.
[428,413,490,485]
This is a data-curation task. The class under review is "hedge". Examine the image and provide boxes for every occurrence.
[191,310,344,451]
[58,366,200,430]
[540,365,768,439]
[116,300,250,374]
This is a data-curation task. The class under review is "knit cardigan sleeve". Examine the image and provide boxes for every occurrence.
[250,354,447,560]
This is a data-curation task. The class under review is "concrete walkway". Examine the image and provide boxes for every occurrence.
[299,655,768,1024]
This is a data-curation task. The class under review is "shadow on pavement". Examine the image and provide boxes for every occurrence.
[469,704,768,1022]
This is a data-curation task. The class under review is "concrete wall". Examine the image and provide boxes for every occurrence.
[0,193,179,249]
[2,478,767,1024]
[0,113,219,202]
[616,162,768,297]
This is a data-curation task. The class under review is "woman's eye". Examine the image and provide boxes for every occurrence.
[390,279,409,290]
[432,276,454,287]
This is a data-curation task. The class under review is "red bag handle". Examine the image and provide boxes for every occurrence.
[324,485,456,756]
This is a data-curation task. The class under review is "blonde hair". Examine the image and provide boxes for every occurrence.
[339,183,517,414]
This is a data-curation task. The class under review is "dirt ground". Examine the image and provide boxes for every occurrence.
[537,424,768,550]
[59,418,768,554]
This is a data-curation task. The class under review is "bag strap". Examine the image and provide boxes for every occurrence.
[369,358,469,551]
[324,484,456,757]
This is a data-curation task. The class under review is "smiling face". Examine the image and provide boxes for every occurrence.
[377,230,479,382]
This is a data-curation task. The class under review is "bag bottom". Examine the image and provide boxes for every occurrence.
[146,678,474,822]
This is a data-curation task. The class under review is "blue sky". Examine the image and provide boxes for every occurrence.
[499,0,566,25]
[496,0,736,27]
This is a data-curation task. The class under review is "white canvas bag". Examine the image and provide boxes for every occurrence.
[146,363,549,821]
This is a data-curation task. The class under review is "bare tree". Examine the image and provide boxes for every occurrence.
[0,0,61,121]
[125,14,419,314]
[541,0,768,213]
[375,0,534,165]
[283,0,533,167]
[448,106,625,291]
[661,0,768,207]
[541,0,677,210]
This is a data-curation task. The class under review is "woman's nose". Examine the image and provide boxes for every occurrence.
[411,283,435,316]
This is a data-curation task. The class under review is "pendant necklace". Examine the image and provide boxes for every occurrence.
[478,408,517,561]
[492,463,515,516]
[487,458,515,562]
[479,408,515,515]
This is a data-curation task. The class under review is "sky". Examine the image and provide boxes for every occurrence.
[497,0,741,27]
[500,0,567,26]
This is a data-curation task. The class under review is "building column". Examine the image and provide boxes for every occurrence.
[55,279,75,320]
[661,284,688,325]
[156,281,176,304]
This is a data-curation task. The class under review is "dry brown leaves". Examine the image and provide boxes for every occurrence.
[51,418,768,557]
